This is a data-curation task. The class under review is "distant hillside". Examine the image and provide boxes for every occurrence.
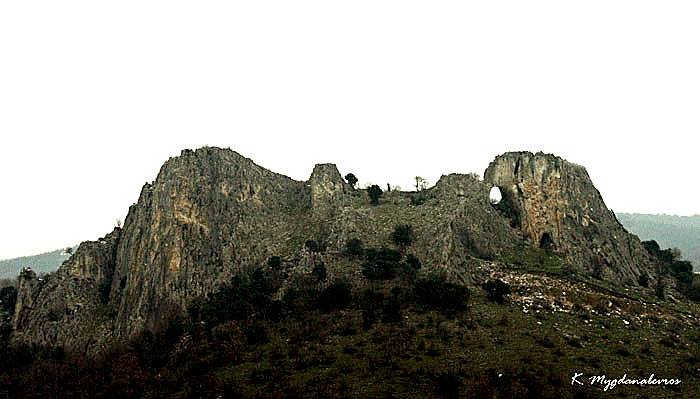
[618,213,700,271]
[0,248,75,279]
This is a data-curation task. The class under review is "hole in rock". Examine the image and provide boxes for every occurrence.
[489,186,503,205]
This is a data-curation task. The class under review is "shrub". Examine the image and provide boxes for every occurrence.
[267,256,282,270]
[282,288,319,313]
[312,262,327,282]
[345,238,364,258]
[412,276,470,314]
[316,281,352,313]
[483,279,511,304]
[0,286,17,315]
[638,273,650,288]
[409,192,427,206]
[655,281,666,300]
[362,248,402,280]
[400,254,422,279]
[305,239,326,253]
[367,185,383,205]
[391,224,415,248]
[191,269,278,324]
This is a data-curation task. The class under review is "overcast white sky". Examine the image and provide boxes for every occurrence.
[1,1,699,259]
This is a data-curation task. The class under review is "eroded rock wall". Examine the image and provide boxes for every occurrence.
[484,151,654,284]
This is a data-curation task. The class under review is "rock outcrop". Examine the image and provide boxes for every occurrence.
[484,151,654,283]
[11,148,656,353]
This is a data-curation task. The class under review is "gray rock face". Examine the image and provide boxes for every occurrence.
[484,151,654,283]
[308,163,349,219]
[11,148,656,353]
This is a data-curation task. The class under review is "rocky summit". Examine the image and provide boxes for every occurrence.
[11,148,659,354]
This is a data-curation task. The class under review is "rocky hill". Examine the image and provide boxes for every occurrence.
[10,148,662,354]
[618,213,700,271]
[0,248,75,280]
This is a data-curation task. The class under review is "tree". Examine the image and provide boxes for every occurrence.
[305,239,325,253]
[367,185,383,205]
[415,176,429,191]
[267,256,282,270]
[0,286,17,315]
[362,248,402,280]
[412,275,470,313]
[312,262,327,281]
[345,238,364,258]
[316,281,352,312]
[391,224,415,248]
[344,173,358,189]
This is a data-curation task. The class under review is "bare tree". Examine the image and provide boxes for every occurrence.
[414,176,429,191]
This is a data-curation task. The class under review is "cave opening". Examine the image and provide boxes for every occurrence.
[539,232,555,251]
[489,186,503,205]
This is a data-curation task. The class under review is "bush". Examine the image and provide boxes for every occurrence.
[367,185,383,205]
[401,254,422,279]
[412,276,470,314]
[655,281,666,300]
[483,279,511,304]
[267,256,282,270]
[316,281,352,313]
[312,262,327,282]
[362,248,402,280]
[0,286,17,316]
[391,224,415,248]
[282,288,319,313]
[191,269,278,324]
[638,273,650,288]
[305,239,326,253]
[345,238,364,258]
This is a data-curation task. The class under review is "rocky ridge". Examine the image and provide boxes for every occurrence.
[11,148,659,353]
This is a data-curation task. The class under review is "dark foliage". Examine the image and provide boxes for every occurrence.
[409,192,427,206]
[362,247,402,280]
[98,278,112,304]
[483,279,511,304]
[412,275,470,313]
[316,281,352,313]
[282,287,320,313]
[267,255,282,270]
[344,173,358,188]
[0,285,17,315]
[638,273,650,288]
[305,239,326,253]
[189,268,279,325]
[644,240,698,301]
[312,262,327,282]
[367,184,383,205]
[391,224,415,248]
[345,238,364,258]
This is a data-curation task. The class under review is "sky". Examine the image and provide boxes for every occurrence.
[1,1,699,260]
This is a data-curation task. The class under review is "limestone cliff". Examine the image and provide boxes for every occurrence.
[11,148,657,353]
[484,151,654,283]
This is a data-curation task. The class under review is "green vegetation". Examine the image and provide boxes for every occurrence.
[391,224,415,248]
[367,184,383,205]
[483,279,511,304]
[643,240,700,302]
[0,286,17,316]
[618,213,700,271]
[344,238,364,258]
